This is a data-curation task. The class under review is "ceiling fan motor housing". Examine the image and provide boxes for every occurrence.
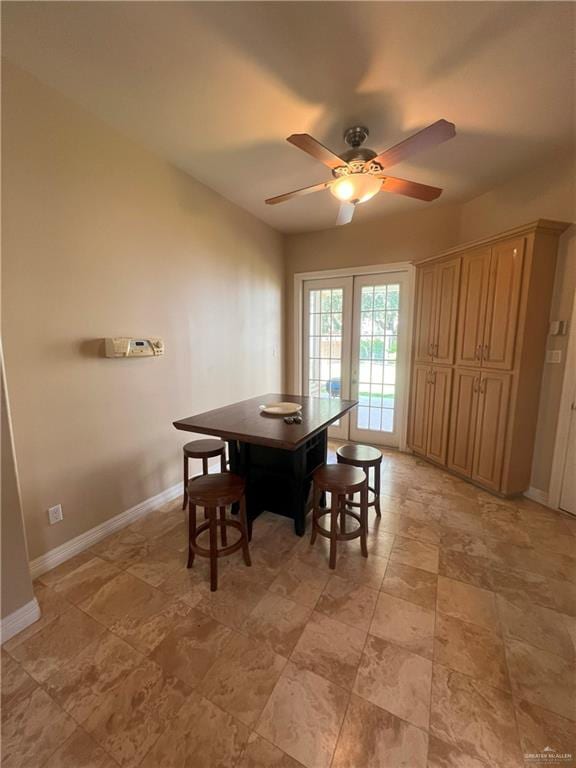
[338,125,378,169]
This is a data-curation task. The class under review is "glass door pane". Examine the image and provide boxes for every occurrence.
[350,274,408,446]
[302,277,352,440]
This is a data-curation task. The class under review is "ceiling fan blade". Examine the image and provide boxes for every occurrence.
[371,119,456,170]
[265,180,332,205]
[380,176,443,201]
[287,133,345,170]
[336,202,355,226]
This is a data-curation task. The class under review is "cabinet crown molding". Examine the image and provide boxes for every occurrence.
[416,219,571,265]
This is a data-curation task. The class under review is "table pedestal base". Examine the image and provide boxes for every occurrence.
[228,429,327,536]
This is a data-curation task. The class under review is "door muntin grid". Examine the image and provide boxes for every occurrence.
[307,288,343,400]
[356,283,399,433]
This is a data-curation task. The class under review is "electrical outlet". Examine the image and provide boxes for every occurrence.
[48,504,63,525]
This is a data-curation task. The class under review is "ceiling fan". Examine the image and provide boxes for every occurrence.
[265,119,456,225]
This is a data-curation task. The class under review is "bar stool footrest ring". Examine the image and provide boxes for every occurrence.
[190,518,245,558]
[313,509,363,542]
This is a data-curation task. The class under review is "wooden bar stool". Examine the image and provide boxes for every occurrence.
[182,439,227,509]
[311,464,368,569]
[187,472,251,591]
[336,444,383,517]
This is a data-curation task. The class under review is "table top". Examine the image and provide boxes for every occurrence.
[173,393,358,451]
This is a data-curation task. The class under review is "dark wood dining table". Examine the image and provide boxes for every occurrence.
[173,393,358,535]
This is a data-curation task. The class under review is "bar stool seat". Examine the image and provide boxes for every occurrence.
[311,464,368,569]
[187,472,250,591]
[336,443,383,517]
[182,439,227,509]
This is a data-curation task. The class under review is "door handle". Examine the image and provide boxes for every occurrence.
[473,377,479,393]
[434,342,439,357]
[475,344,482,360]
[428,342,434,357]
[480,377,486,394]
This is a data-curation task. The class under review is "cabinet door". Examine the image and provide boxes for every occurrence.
[455,248,491,368]
[426,366,453,465]
[413,266,436,363]
[433,257,461,364]
[482,237,525,370]
[447,368,479,477]
[472,372,511,491]
[409,364,431,455]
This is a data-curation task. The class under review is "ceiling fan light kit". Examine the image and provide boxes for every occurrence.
[330,173,381,204]
[265,119,456,225]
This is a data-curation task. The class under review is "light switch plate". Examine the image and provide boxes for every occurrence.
[545,350,562,364]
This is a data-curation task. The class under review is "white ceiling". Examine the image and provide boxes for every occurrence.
[3,2,575,233]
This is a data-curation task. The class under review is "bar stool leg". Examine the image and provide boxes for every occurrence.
[310,484,321,546]
[182,455,189,510]
[360,482,368,558]
[340,493,347,535]
[187,503,197,568]
[329,494,339,570]
[374,460,382,517]
[219,507,228,546]
[208,507,218,591]
[239,497,252,567]
[220,452,226,472]
[202,459,210,520]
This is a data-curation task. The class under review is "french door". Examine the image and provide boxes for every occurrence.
[302,277,353,440]
[302,271,410,447]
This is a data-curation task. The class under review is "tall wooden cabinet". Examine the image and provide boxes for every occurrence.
[409,364,453,464]
[414,256,461,365]
[408,219,569,496]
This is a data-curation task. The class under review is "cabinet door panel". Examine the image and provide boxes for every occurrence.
[472,372,511,491]
[433,257,461,364]
[447,369,479,477]
[426,367,452,465]
[409,364,431,455]
[482,237,525,370]
[455,248,491,367]
[414,266,436,363]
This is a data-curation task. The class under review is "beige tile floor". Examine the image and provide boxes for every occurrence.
[3,445,576,768]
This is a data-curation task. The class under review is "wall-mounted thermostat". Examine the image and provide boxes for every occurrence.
[104,337,164,357]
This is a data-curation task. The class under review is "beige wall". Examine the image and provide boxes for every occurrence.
[1,359,35,618]
[285,155,575,496]
[2,62,284,560]
[458,155,576,493]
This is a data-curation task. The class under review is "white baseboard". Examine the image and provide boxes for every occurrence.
[523,486,550,508]
[1,597,41,644]
[29,481,182,579]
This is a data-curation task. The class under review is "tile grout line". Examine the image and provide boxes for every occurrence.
[496,596,530,765]
[327,535,388,768]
